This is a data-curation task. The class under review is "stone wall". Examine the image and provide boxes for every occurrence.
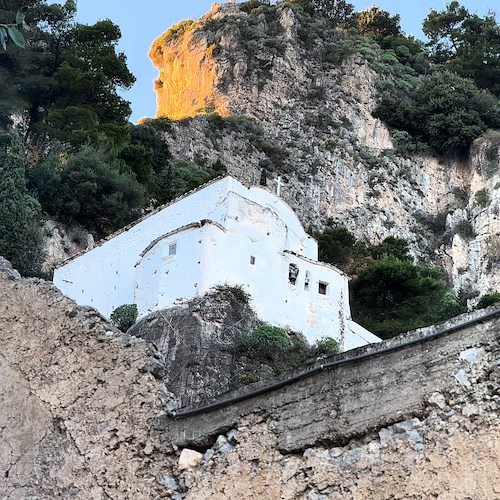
[160,310,500,499]
[162,308,500,451]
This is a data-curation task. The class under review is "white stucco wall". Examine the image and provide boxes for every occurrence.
[135,227,206,316]
[54,178,233,317]
[53,176,380,348]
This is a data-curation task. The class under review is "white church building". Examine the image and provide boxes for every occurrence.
[54,176,380,350]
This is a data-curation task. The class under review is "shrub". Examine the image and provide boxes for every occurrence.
[252,139,289,167]
[110,304,138,332]
[475,189,490,207]
[455,220,475,239]
[476,292,500,310]
[316,226,356,266]
[240,325,292,356]
[313,336,340,356]
[374,71,500,156]
[350,256,466,338]
[214,284,250,306]
[28,146,146,238]
[240,0,270,14]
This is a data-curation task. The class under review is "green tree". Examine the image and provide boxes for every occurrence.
[0,133,43,275]
[316,226,356,266]
[371,236,412,262]
[476,291,500,310]
[0,1,134,146]
[28,146,145,237]
[357,7,401,39]
[415,71,500,154]
[423,1,500,96]
[169,159,220,198]
[350,256,464,338]
[374,71,500,155]
[311,0,354,23]
[118,143,155,193]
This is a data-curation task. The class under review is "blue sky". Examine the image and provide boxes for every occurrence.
[72,0,498,122]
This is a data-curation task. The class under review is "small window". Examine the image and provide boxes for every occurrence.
[168,243,177,256]
[289,263,299,285]
[250,256,256,265]
[304,271,310,291]
[318,282,328,295]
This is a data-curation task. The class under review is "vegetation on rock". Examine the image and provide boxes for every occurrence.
[239,325,340,373]
[110,303,138,332]
[0,133,43,276]
[475,292,500,310]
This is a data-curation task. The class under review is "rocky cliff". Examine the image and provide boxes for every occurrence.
[128,286,265,409]
[149,1,500,304]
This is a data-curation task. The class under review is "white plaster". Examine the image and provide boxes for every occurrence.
[53,176,381,348]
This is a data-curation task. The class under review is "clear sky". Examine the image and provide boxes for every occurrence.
[71,0,498,123]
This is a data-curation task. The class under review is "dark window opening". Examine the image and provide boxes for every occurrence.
[289,263,299,285]
[168,243,177,256]
[318,282,328,295]
[304,271,310,291]
[250,255,256,265]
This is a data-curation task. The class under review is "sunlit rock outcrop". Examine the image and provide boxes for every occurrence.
[150,16,230,120]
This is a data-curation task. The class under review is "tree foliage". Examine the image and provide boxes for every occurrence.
[374,71,500,155]
[350,239,466,338]
[28,146,145,237]
[316,229,465,338]
[357,7,402,39]
[110,303,138,332]
[0,133,43,275]
[0,6,27,50]
[311,0,354,23]
[476,292,500,310]
[0,1,134,146]
[315,225,356,266]
[423,1,500,96]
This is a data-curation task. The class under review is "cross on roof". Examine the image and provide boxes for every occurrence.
[274,176,283,197]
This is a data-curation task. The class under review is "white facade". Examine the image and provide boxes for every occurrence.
[54,176,380,350]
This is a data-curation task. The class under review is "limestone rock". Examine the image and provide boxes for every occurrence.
[178,449,203,470]
[128,286,264,408]
[0,258,171,499]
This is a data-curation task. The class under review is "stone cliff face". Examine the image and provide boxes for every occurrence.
[129,286,265,409]
[149,2,500,304]
[150,20,230,120]
[0,258,171,499]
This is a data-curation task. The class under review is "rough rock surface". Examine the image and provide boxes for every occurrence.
[149,2,500,304]
[0,257,171,499]
[129,287,269,409]
[170,408,500,499]
[41,219,94,274]
[160,309,500,499]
